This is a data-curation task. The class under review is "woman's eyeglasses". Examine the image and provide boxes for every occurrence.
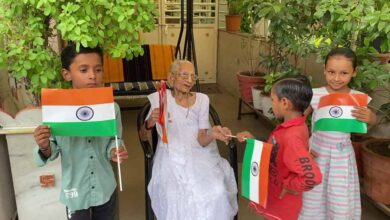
[176,72,198,80]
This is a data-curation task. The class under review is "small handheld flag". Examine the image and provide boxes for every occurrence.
[41,87,117,136]
[313,93,368,133]
[42,87,124,191]
[158,81,168,144]
[241,138,272,208]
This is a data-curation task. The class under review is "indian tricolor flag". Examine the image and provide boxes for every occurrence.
[158,81,168,144]
[313,93,368,133]
[41,87,117,136]
[242,138,272,208]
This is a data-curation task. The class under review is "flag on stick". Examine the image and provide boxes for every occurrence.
[42,87,124,191]
[41,87,117,136]
[242,138,272,208]
[313,93,368,133]
[158,81,168,144]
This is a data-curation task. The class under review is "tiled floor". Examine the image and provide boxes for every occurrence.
[117,84,389,220]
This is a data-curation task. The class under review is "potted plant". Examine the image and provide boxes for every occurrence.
[225,0,243,32]
[257,45,302,119]
[362,138,390,205]
[238,0,316,114]
[236,37,266,103]
[239,0,390,117]
[348,58,390,173]
[0,0,158,107]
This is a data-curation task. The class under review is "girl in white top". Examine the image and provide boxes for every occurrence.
[144,60,238,220]
[299,48,377,220]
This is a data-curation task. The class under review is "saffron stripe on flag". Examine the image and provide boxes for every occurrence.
[42,87,114,105]
[42,103,115,123]
[314,118,367,133]
[317,93,367,108]
[43,120,117,136]
[259,141,272,207]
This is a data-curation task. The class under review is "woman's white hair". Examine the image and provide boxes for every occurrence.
[167,59,193,86]
[169,59,193,75]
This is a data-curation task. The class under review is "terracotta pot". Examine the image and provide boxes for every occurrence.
[362,138,390,204]
[369,53,390,64]
[236,71,265,102]
[225,15,242,32]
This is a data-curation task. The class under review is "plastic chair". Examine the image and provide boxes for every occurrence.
[136,102,239,220]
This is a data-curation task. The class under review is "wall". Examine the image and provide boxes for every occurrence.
[216,30,324,97]
[0,135,17,220]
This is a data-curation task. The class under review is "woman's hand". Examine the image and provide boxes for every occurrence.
[210,126,232,144]
[145,108,160,129]
[352,106,377,126]
[236,131,254,142]
[111,147,128,163]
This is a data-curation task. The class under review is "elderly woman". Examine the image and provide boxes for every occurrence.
[143,60,238,220]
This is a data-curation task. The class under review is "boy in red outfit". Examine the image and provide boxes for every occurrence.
[237,76,322,220]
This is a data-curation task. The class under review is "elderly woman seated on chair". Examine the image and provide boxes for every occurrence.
[142,60,238,220]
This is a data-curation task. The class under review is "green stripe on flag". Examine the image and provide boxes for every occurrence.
[314,118,367,133]
[44,119,117,136]
[242,138,255,199]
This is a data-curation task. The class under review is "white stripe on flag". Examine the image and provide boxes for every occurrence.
[42,103,115,123]
[316,105,354,120]
[250,140,263,204]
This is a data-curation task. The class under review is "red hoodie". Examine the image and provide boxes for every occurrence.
[250,116,322,220]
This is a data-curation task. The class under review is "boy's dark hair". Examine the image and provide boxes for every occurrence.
[273,75,313,113]
[325,47,357,70]
[61,42,103,70]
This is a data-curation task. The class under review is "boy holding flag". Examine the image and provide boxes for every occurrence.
[33,43,128,220]
[237,76,322,220]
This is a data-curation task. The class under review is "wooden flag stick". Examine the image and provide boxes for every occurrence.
[225,134,247,140]
[115,135,123,191]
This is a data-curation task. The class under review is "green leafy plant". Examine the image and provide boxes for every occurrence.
[350,59,390,93]
[259,52,301,95]
[311,0,390,96]
[226,0,243,15]
[314,0,390,53]
[239,0,318,93]
[262,72,284,95]
[0,0,158,104]
[240,0,390,95]
[313,0,390,126]
[242,0,317,55]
